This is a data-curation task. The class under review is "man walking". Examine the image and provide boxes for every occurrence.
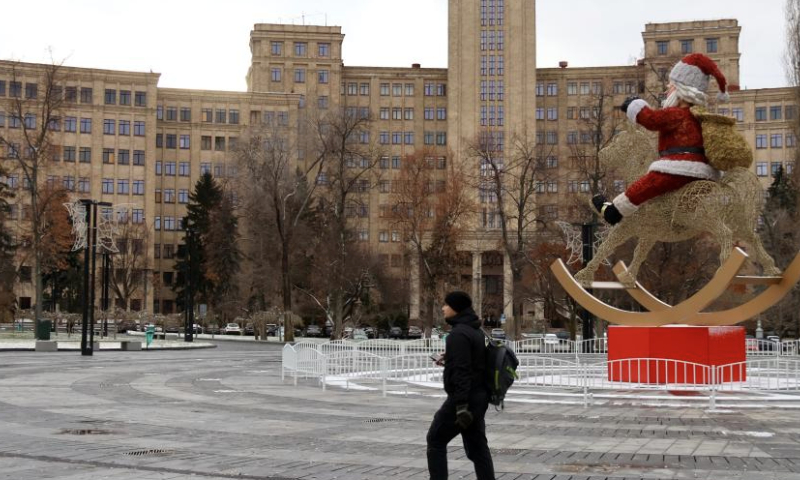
[426,291,495,480]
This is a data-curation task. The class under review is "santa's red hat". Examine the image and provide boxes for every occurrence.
[669,53,729,102]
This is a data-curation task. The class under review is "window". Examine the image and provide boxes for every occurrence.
[547,107,558,120]
[706,38,718,53]
[65,86,77,103]
[179,162,190,176]
[294,69,305,83]
[102,178,114,194]
[202,108,212,122]
[436,132,447,146]
[318,70,329,84]
[788,133,797,147]
[132,180,144,195]
[404,131,414,145]
[133,121,145,136]
[567,82,577,95]
[392,156,401,169]
[62,146,75,162]
[132,209,144,224]
[755,107,767,122]
[392,132,401,144]
[133,150,145,166]
[180,108,191,122]
[215,109,227,123]
[154,217,161,231]
[118,149,129,165]
[80,87,93,104]
[200,163,211,174]
[118,120,130,135]
[657,40,669,55]
[294,42,307,56]
[360,83,369,95]
[379,231,389,243]
[437,107,446,120]
[379,131,389,144]
[546,83,557,96]
[535,83,544,96]
[318,42,330,57]
[0,80,4,96]
[380,83,390,96]
[772,162,784,177]
[135,91,146,107]
[104,89,116,104]
[78,177,90,193]
[102,148,114,164]
[166,134,177,149]
[391,83,402,96]
[771,134,783,148]
[103,119,115,135]
[680,39,694,54]
[117,179,129,194]
[178,189,189,204]
[201,136,211,150]
[392,108,402,120]
[271,68,281,82]
[317,96,329,109]
[405,108,414,120]
[177,134,190,149]
[155,161,162,175]
[61,176,75,191]
[732,108,744,122]
[80,117,92,134]
[271,41,283,55]
[163,189,175,203]
[215,136,226,151]
[424,131,434,145]
[120,90,131,105]
[770,106,782,120]
[405,83,414,96]
[755,134,767,149]
[756,162,768,176]
[165,161,176,175]
[79,147,91,163]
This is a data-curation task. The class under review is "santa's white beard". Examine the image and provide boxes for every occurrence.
[662,89,680,108]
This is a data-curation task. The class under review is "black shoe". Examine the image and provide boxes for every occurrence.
[600,203,623,225]
[591,195,607,214]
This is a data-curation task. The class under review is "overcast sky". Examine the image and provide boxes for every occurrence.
[0,0,788,91]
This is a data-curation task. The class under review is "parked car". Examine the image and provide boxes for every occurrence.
[305,325,323,337]
[192,323,203,334]
[352,328,368,341]
[266,324,278,336]
[244,324,255,336]
[223,323,241,335]
[407,326,422,339]
[490,328,506,340]
[521,333,544,339]
[555,331,571,341]
[544,333,560,349]
[388,326,404,339]
[164,324,180,333]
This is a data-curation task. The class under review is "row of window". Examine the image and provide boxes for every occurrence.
[103,89,149,107]
[5,204,143,224]
[479,105,505,126]
[0,81,147,106]
[157,106,240,124]
[656,37,719,56]
[374,131,447,146]
[479,29,505,51]
[755,133,797,149]
[1,144,146,165]
[270,41,330,58]
[154,216,185,231]
[755,161,795,176]
[376,107,448,121]
[102,119,146,136]
[480,55,505,76]
[155,188,190,204]
[153,243,178,259]
[480,0,505,27]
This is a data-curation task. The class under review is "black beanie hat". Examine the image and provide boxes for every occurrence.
[445,291,472,313]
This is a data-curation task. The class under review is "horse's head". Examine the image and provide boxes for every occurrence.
[599,124,657,184]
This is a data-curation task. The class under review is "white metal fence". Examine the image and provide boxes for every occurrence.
[282,338,800,407]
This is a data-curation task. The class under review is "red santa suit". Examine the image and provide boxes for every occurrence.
[612,99,720,216]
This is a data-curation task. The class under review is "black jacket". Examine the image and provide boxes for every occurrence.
[443,308,486,404]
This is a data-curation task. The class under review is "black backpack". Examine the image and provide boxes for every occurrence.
[482,330,519,409]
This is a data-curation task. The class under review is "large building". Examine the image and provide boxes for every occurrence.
[1,2,795,325]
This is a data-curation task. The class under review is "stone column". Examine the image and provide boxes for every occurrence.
[472,251,482,318]
[409,250,420,322]
[503,251,514,323]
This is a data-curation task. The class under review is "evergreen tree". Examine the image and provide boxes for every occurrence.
[0,164,16,319]
[204,193,242,322]
[173,172,223,311]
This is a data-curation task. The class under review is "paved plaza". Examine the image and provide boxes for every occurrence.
[1,342,800,479]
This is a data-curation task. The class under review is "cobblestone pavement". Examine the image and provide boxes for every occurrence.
[2,345,800,479]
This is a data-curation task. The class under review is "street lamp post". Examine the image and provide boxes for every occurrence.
[183,218,194,343]
[79,200,112,356]
[580,223,596,351]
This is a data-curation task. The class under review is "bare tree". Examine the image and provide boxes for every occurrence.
[390,149,471,336]
[109,222,150,311]
[0,60,66,336]
[300,108,383,339]
[235,121,323,336]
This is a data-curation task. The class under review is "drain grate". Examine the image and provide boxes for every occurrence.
[59,428,116,435]
[491,448,526,455]
[124,449,174,457]
[362,417,403,424]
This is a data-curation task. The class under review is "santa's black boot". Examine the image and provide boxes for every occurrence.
[591,195,623,225]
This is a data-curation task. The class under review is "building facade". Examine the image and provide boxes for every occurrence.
[1,3,795,325]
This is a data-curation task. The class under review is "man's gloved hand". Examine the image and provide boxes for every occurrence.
[620,96,640,114]
[455,404,474,430]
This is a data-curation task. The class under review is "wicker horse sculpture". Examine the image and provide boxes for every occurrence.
[574,126,780,288]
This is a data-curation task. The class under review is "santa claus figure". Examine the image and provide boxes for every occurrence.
[593,53,731,225]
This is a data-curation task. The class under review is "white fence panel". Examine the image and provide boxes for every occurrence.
[281,344,297,381]
[386,354,442,384]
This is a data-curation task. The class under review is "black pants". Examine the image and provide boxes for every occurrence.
[426,392,495,480]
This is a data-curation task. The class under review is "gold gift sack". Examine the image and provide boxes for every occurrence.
[691,106,753,171]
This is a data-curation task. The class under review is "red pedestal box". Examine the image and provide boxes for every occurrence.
[607,326,746,384]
